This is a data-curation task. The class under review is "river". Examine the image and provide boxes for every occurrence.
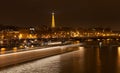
[0,42,120,73]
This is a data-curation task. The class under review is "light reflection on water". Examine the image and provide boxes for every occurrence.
[78,46,85,73]
[117,47,120,57]
[117,47,120,73]
[96,47,101,73]
[0,54,61,73]
[1,44,120,73]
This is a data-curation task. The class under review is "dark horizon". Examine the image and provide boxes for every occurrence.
[0,0,120,30]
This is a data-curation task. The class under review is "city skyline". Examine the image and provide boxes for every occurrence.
[0,0,120,30]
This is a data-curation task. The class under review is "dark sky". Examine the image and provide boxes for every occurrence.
[0,0,120,30]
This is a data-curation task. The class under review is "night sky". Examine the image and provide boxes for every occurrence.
[0,0,120,30]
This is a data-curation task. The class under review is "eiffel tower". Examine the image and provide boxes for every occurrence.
[51,12,55,28]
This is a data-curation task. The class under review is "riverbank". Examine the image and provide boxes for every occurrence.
[0,44,80,68]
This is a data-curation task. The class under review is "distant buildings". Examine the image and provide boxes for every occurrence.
[0,12,119,40]
[0,25,37,41]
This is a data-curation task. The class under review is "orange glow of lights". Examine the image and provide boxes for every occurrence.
[19,34,23,39]
[1,48,6,51]
[1,48,6,54]
[13,47,18,52]
[118,47,120,57]
[19,45,24,49]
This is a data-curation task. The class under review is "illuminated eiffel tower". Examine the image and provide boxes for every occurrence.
[51,12,55,28]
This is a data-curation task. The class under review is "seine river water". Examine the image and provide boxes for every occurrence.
[1,41,120,73]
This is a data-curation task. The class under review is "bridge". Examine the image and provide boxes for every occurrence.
[70,36,120,42]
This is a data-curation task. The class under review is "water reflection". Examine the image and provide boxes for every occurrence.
[79,46,84,51]
[117,47,120,58]
[96,48,101,73]
[99,46,117,73]
[0,54,61,73]
[59,45,118,73]
[117,47,120,73]
[78,47,85,73]
[0,45,120,73]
